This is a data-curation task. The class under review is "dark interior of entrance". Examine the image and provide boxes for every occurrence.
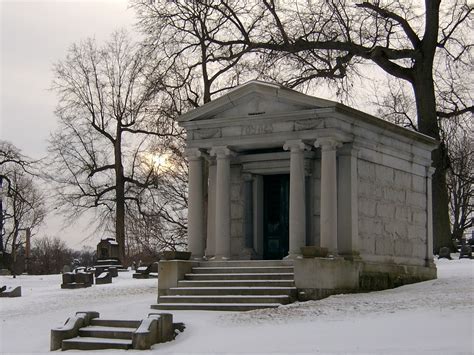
[263,174,289,259]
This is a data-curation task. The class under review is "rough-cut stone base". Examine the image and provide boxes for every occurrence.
[293,257,436,301]
[359,261,437,291]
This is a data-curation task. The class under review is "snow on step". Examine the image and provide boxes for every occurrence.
[153,303,282,311]
[80,325,136,332]
[62,336,132,350]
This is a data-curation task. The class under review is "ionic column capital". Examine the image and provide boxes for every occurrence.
[315,137,343,151]
[242,173,253,182]
[185,148,204,160]
[283,139,311,153]
[426,166,436,178]
[210,146,236,159]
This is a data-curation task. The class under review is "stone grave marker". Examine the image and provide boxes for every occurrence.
[438,247,452,260]
[459,245,472,259]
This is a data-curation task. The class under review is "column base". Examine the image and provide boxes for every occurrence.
[210,255,231,261]
[284,253,303,260]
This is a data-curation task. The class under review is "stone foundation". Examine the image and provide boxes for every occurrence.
[294,257,436,301]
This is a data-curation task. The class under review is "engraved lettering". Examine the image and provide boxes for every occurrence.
[241,123,273,136]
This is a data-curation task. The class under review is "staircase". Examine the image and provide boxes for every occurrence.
[51,311,176,351]
[61,319,139,350]
[152,260,296,311]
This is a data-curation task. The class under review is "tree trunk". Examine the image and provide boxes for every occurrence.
[115,126,126,263]
[412,65,452,253]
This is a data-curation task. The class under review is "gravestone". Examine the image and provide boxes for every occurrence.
[61,271,93,289]
[0,285,22,297]
[133,262,159,279]
[95,272,112,285]
[438,247,452,260]
[459,245,472,259]
[63,265,71,273]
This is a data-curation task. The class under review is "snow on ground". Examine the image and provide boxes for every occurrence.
[0,259,473,354]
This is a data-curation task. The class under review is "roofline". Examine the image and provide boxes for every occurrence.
[178,80,438,148]
[332,104,438,147]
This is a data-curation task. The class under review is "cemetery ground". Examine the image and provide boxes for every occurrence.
[0,258,472,354]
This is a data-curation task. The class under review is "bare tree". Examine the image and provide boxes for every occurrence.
[447,131,473,243]
[29,236,73,275]
[131,0,257,106]
[0,142,45,267]
[181,0,474,252]
[48,30,183,262]
[1,167,46,276]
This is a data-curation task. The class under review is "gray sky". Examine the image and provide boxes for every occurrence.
[1,0,137,249]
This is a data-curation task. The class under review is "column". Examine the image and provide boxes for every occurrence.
[186,148,205,259]
[243,173,254,249]
[283,139,310,258]
[205,160,217,258]
[315,137,341,256]
[337,143,360,260]
[425,166,435,267]
[210,146,234,259]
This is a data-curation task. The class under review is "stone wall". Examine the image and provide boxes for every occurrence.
[357,157,428,265]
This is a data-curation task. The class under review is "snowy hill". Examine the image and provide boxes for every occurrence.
[1,259,473,354]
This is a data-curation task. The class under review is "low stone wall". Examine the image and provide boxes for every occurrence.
[157,260,199,299]
[294,257,437,301]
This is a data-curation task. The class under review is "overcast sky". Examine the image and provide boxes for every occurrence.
[1,0,138,249]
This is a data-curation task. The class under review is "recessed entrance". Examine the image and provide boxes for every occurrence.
[263,174,289,260]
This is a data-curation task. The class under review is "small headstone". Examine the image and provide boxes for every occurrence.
[62,265,71,273]
[75,272,94,286]
[96,271,112,285]
[459,245,472,259]
[62,273,75,285]
[108,266,118,278]
[438,247,452,260]
[0,286,21,297]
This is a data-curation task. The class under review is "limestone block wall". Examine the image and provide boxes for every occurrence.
[230,165,245,257]
[357,158,428,265]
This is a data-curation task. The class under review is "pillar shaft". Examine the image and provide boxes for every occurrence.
[284,140,309,258]
[316,138,341,255]
[186,148,205,259]
[210,146,234,259]
[426,167,435,266]
[205,162,217,257]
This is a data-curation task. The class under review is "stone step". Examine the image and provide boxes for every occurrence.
[78,325,136,339]
[198,260,294,267]
[192,266,294,274]
[61,337,132,351]
[178,279,295,287]
[89,319,141,328]
[185,272,294,280]
[166,286,297,296]
[158,294,290,304]
[151,303,282,312]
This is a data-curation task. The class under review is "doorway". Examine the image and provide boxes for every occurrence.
[263,174,289,259]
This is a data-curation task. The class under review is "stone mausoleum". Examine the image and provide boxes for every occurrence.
[155,81,437,309]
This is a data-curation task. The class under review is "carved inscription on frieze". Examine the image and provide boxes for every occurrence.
[294,118,324,131]
[241,123,274,136]
[193,128,221,139]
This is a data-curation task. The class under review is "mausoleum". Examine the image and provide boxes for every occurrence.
[154,81,438,310]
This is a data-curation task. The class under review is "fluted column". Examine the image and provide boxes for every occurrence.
[315,137,341,255]
[186,148,205,259]
[205,160,217,257]
[284,139,310,258]
[210,146,234,259]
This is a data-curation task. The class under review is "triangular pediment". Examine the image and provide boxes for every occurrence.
[178,81,337,122]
